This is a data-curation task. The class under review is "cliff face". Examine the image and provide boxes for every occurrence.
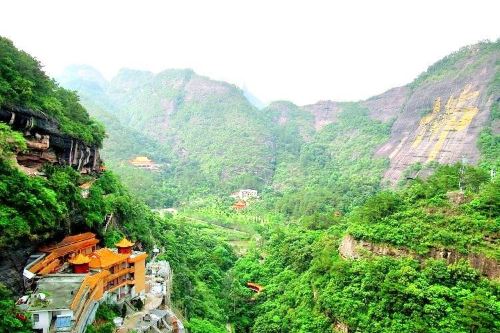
[0,106,102,175]
[59,41,499,198]
[339,235,499,280]
[371,43,498,183]
[0,246,36,295]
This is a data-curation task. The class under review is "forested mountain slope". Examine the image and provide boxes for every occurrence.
[60,41,499,216]
[61,67,276,192]
[228,164,499,333]
[1,34,499,333]
[0,37,238,333]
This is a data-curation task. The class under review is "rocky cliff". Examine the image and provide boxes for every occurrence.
[59,41,499,204]
[371,43,498,183]
[0,106,102,175]
[339,235,499,280]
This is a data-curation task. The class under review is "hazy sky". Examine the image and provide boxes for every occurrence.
[1,0,498,105]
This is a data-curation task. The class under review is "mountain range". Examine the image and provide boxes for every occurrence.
[58,40,499,213]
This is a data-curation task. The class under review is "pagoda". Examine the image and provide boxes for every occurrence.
[68,253,91,273]
[115,237,135,254]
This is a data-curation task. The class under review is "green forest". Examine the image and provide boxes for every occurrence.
[0,36,499,333]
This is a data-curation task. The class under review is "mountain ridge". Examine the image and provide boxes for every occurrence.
[58,40,499,213]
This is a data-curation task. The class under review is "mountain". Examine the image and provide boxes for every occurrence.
[59,40,499,214]
[1,34,499,333]
[0,36,239,333]
[372,42,499,182]
[59,68,278,204]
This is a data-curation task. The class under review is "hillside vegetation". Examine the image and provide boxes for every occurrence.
[59,69,395,218]
[0,37,238,333]
[227,164,499,333]
[0,36,498,333]
[59,40,499,220]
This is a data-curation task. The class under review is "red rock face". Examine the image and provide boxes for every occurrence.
[339,235,499,280]
[361,86,410,123]
[301,100,342,130]
[366,47,498,184]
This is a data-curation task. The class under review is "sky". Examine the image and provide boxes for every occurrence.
[0,0,498,105]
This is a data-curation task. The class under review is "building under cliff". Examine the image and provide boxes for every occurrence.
[129,156,161,171]
[17,233,147,333]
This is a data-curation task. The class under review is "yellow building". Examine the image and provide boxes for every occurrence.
[88,238,148,301]
[21,234,148,333]
[129,156,160,169]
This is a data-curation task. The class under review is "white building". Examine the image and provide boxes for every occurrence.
[17,274,99,333]
[230,189,258,201]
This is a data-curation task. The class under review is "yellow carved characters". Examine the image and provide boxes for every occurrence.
[411,84,480,162]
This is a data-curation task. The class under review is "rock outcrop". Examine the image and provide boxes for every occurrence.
[370,45,498,184]
[0,106,101,174]
[0,245,36,295]
[339,235,499,280]
[302,100,342,130]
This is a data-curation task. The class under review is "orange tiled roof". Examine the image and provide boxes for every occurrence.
[89,248,129,269]
[128,252,148,264]
[30,238,99,274]
[69,253,91,265]
[38,259,60,276]
[85,270,110,288]
[115,238,135,248]
[233,200,246,209]
[79,181,93,190]
[39,232,96,252]
[71,270,111,310]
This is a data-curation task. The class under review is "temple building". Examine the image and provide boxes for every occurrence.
[129,156,161,171]
[233,200,247,210]
[18,234,147,333]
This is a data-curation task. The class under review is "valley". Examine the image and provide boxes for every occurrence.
[0,35,498,333]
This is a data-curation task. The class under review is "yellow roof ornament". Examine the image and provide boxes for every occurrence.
[115,238,135,248]
[69,253,91,265]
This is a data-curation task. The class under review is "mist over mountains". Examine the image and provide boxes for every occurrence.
[58,41,498,213]
[0,31,498,333]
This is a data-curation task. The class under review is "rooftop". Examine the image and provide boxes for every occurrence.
[89,248,129,269]
[28,275,86,311]
[84,270,110,288]
[68,253,91,265]
[39,232,97,253]
[78,181,94,190]
[130,156,153,163]
[115,237,135,248]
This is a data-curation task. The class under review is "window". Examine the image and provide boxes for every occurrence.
[33,314,39,322]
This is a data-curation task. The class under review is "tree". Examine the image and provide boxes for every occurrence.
[0,284,31,333]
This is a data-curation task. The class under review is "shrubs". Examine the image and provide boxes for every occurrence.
[0,283,32,333]
[348,164,497,256]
